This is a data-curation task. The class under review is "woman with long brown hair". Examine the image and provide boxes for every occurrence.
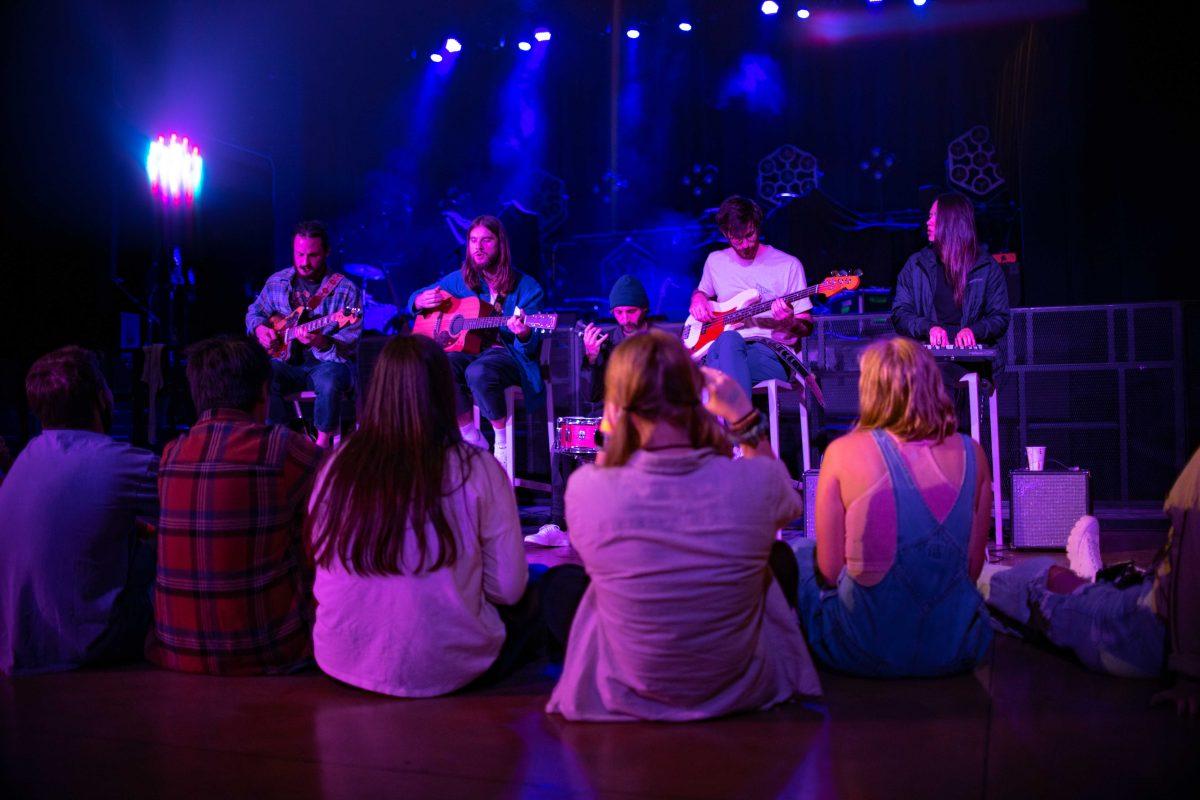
[307,334,532,696]
[891,191,1010,353]
[797,336,992,676]
[546,330,821,721]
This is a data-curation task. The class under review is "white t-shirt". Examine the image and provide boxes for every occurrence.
[309,445,527,697]
[696,244,811,340]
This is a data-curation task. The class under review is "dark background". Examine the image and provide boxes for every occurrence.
[2,0,1197,445]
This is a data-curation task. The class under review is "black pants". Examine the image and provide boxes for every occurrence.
[938,361,993,435]
[446,348,523,422]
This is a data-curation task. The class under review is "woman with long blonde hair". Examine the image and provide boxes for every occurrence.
[797,336,992,676]
[546,330,821,721]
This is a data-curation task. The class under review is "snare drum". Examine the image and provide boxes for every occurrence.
[555,416,603,455]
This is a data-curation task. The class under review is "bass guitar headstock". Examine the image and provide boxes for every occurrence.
[816,270,862,298]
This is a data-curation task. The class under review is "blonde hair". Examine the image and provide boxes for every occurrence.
[600,330,731,467]
[856,336,957,442]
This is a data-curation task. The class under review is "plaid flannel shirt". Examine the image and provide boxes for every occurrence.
[245,267,363,364]
[146,410,323,675]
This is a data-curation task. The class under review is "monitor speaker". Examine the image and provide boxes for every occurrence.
[803,469,820,539]
[1010,469,1091,549]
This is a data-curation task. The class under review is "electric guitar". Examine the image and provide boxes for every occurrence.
[681,271,861,360]
[412,295,558,354]
[264,306,362,361]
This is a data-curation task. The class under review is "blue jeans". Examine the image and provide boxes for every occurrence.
[702,332,789,398]
[447,349,523,421]
[987,558,1167,678]
[269,360,353,434]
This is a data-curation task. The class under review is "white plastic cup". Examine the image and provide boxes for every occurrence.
[1026,446,1046,471]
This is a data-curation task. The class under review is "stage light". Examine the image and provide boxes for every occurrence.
[679,22,692,32]
[797,8,811,18]
[445,38,461,53]
[626,28,640,39]
[761,1,780,14]
[147,134,202,201]
[517,40,532,51]
[430,53,443,62]
[534,29,551,42]
[913,0,928,5]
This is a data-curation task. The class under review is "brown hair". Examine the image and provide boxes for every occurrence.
[25,346,113,430]
[932,192,979,306]
[308,334,472,575]
[856,336,957,443]
[716,195,764,237]
[185,335,271,414]
[600,330,730,467]
[460,215,517,295]
[293,220,331,252]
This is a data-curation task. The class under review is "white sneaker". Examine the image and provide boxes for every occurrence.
[1066,515,1103,582]
[525,524,570,547]
[460,427,489,450]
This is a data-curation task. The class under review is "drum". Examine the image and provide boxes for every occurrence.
[555,416,603,455]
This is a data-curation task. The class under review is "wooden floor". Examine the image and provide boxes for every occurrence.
[2,522,1196,799]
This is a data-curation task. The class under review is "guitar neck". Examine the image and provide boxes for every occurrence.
[285,312,339,341]
[723,286,818,325]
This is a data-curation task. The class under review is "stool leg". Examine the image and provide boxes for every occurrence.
[799,397,812,472]
[960,372,981,444]
[989,385,1004,547]
[767,384,781,457]
[504,390,517,480]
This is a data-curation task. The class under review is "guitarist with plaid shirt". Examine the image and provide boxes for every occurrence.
[246,220,362,448]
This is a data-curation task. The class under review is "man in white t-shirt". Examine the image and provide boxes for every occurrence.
[689,195,813,396]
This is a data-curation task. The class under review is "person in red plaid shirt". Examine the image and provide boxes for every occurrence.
[146,335,323,675]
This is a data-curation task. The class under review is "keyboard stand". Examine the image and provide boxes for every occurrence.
[959,372,1004,546]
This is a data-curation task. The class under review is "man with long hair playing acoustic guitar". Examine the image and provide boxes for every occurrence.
[687,196,814,397]
[408,215,548,469]
[246,220,363,448]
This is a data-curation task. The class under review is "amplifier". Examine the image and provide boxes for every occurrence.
[1010,469,1091,549]
[803,469,820,538]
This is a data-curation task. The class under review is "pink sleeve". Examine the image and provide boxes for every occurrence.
[476,454,528,606]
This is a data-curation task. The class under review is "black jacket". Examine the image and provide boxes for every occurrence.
[890,247,1011,370]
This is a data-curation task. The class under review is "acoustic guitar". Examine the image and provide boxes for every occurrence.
[413,295,558,354]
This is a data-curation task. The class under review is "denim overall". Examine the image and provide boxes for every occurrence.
[796,430,992,676]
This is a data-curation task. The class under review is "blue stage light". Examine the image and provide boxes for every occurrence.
[626,29,640,39]
[797,8,811,18]
[914,0,928,5]
[534,29,551,42]
[518,41,532,51]
[679,22,692,32]
[430,53,443,63]
[761,1,780,14]
[445,38,461,53]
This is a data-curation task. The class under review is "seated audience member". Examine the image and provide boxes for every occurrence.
[987,448,1200,717]
[146,336,322,675]
[0,347,158,675]
[307,334,546,697]
[546,330,821,722]
[796,336,992,677]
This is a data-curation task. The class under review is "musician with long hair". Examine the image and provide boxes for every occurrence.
[307,334,541,696]
[547,330,821,721]
[891,191,1010,358]
[408,216,546,468]
[797,336,993,676]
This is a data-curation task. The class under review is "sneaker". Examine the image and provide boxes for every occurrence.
[1066,515,1103,581]
[525,524,570,547]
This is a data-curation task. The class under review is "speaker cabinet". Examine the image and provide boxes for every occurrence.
[1010,469,1091,549]
[803,469,820,539]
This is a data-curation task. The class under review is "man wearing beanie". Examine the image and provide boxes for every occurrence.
[531,274,652,545]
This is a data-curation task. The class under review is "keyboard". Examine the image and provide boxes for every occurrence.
[923,344,999,363]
